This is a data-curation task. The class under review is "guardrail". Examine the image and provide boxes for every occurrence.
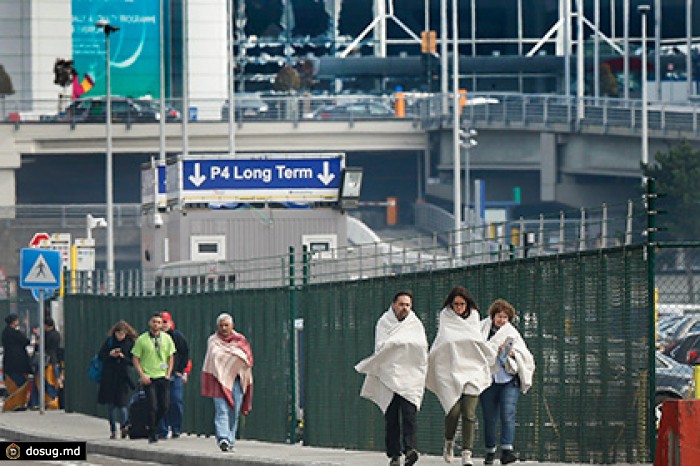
[68,199,645,296]
[5,92,700,136]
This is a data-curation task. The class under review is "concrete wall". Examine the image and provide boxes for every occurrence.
[143,207,348,271]
[0,0,72,107]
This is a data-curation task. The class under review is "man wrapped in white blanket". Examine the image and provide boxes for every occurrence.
[355,291,428,466]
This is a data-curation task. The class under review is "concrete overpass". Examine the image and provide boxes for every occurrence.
[3,93,700,213]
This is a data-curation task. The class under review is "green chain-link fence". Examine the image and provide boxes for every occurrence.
[61,244,652,463]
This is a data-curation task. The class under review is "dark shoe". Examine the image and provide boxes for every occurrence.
[389,457,400,466]
[484,452,496,465]
[109,432,116,440]
[120,426,129,439]
[148,434,158,444]
[500,449,518,464]
[218,439,230,452]
[171,433,180,439]
[405,449,419,466]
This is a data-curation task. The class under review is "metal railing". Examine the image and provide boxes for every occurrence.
[5,92,700,137]
[67,199,646,296]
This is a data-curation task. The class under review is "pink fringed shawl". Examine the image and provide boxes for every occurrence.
[201,331,254,414]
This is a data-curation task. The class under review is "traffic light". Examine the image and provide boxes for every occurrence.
[53,58,74,87]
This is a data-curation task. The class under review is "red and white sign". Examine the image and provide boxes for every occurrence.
[29,232,51,248]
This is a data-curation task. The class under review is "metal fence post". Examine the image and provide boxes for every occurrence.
[288,246,297,444]
[645,179,657,461]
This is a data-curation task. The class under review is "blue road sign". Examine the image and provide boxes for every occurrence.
[183,158,341,191]
[171,156,344,203]
[20,248,61,290]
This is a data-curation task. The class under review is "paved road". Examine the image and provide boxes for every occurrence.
[0,410,650,466]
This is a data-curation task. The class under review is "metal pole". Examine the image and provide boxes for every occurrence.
[564,0,571,100]
[440,0,448,113]
[594,0,600,98]
[640,6,650,168]
[288,246,297,443]
[159,0,166,166]
[227,0,236,156]
[105,29,114,293]
[687,0,693,97]
[182,0,189,159]
[623,0,630,100]
[576,0,584,122]
[654,0,661,101]
[646,178,658,459]
[452,0,461,258]
[38,290,45,413]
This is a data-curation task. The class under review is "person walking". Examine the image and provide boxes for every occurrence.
[158,310,191,439]
[97,320,138,439]
[29,317,62,410]
[201,312,254,452]
[426,287,496,466]
[355,291,428,466]
[131,313,176,444]
[479,299,535,465]
[2,313,33,411]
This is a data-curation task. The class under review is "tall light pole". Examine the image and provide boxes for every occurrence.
[95,19,119,293]
[639,4,650,171]
[451,0,461,258]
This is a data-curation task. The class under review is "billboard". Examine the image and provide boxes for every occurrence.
[72,0,160,98]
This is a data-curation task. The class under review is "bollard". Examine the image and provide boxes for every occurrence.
[386,197,398,226]
[394,92,405,118]
[654,399,700,466]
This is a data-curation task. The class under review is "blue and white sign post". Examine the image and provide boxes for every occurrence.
[20,248,61,414]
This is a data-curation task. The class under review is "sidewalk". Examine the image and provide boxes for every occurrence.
[0,410,649,466]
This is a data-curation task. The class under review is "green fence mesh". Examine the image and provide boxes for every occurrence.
[63,286,292,443]
[302,246,651,463]
[59,245,652,463]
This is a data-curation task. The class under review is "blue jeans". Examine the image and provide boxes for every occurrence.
[213,378,243,446]
[108,404,128,433]
[159,374,184,437]
[479,379,520,451]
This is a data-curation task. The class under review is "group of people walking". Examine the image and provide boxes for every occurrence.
[356,288,535,466]
[93,310,253,450]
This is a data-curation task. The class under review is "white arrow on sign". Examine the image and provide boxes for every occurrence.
[317,161,336,186]
[188,163,207,187]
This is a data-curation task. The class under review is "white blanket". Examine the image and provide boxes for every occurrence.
[355,308,428,413]
[426,308,497,414]
[480,318,536,393]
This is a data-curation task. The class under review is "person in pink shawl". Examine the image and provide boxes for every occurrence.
[201,313,253,452]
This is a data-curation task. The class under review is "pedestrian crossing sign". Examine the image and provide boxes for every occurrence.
[20,248,61,290]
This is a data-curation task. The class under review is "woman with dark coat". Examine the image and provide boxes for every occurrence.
[2,314,33,411]
[97,321,138,439]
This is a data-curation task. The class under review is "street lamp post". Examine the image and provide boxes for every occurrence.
[451,0,461,258]
[95,19,119,293]
[639,5,650,170]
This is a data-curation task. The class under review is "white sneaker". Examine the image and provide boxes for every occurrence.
[461,449,473,466]
[443,439,454,463]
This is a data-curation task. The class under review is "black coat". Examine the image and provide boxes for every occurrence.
[2,325,32,374]
[97,336,135,407]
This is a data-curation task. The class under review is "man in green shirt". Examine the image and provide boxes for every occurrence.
[132,313,176,443]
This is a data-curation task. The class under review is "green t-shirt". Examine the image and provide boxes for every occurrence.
[132,331,176,378]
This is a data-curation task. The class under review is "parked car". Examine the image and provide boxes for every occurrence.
[658,314,700,351]
[221,92,269,120]
[310,101,396,120]
[58,97,175,123]
[655,351,695,426]
[664,332,700,365]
